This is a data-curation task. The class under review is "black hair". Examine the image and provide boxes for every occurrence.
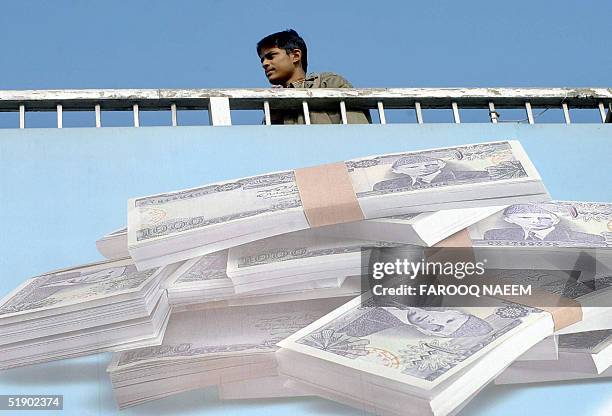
[257,29,308,72]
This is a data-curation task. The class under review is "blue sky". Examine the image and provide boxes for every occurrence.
[2,0,610,128]
[1,0,611,90]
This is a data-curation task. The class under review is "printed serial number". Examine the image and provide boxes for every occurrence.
[0,395,63,410]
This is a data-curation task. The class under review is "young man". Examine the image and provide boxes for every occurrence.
[256,29,371,124]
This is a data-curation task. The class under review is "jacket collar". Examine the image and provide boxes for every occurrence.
[285,73,319,88]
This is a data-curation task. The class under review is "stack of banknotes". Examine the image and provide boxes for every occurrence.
[107,297,349,408]
[225,229,400,293]
[126,141,548,269]
[471,267,612,362]
[164,250,362,308]
[0,259,180,369]
[277,294,556,416]
[467,200,611,271]
[496,329,612,384]
[96,205,503,260]
[3,140,612,415]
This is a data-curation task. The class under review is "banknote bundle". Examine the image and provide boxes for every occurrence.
[277,294,556,416]
[0,258,179,370]
[495,329,612,384]
[225,229,418,294]
[96,234,361,305]
[127,141,549,270]
[107,297,349,408]
[482,268,612,361]
[96,205,503,260]
[165,250,361,308]
[483,268,612,336]
[330,206,505,246]
[467,200,612,271]
[96,219,478,298]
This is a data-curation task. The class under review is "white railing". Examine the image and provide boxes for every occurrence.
[0,87,611,127]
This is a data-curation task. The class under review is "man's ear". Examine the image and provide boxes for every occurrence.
[290,48,302,66]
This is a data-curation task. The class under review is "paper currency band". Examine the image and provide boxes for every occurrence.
[431,229,583,331]
[490,284,583,331]
[294,162,365,228]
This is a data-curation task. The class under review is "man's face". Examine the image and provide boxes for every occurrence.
[505,212,559,230]
[406,308,469,337]
[259,46,299,85]
[393,160,445,178]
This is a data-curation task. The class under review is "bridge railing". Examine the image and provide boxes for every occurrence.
[0,87,610,127]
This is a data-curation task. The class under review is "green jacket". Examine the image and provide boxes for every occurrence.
[271,72,371,125]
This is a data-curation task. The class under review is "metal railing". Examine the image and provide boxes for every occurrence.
[0,87,611,127]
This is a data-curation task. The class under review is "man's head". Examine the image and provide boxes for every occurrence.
[405,307,492,338]
[257,29,307,85]
[503,204,560,231]
[391,155,446,178]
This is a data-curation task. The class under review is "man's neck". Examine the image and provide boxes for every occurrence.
[283,69,307,87]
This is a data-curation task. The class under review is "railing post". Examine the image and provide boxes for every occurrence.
[171,103,178,127]
[263,101,271,125]
[208,97,232,126]
[133,104,140,127]
[414,102,423,124]
[451,102,460,123]
[95,104,101,127]
[377,101,386,125]
[56,104,63,128]
[562,102,570,124]
[599,102,607,123]
[525,102,535,124]
[340,101,348,125]
[302,101,311,125]
[19,105,25,128]
[488,102,499,124]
